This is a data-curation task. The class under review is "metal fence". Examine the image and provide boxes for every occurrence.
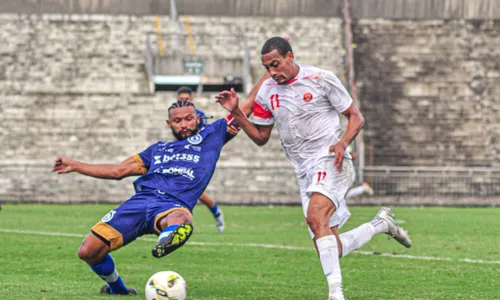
[364,166,500,199]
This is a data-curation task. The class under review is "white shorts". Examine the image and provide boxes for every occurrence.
[297,156,355,238]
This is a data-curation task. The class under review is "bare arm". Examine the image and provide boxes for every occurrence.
[329,104,365,171]
[216,88,273,146]
[51,155,146,180]
[238,72,270,117]
[217,72,273,146]
[231,106,273,146]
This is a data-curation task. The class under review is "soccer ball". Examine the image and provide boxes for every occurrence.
[145,271,187,300]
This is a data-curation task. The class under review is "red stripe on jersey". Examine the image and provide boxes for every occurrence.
[286,78,298,85]
[253,101,273,119]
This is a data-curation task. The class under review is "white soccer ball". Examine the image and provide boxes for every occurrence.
[145,271,187,300]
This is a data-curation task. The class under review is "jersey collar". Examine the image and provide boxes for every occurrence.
[285,65,303,85]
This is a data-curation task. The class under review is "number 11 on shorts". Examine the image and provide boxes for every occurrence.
[316,171,327,184]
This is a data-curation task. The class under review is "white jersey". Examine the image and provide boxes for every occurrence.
[253,65,353,176]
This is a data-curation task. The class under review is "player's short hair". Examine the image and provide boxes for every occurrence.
[176,86,193,96]
[168,100,196,117]
[261,37,293,57]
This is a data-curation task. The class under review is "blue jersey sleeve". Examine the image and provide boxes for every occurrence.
[136,143,157,169]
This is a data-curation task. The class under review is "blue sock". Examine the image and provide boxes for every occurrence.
[158,224,180,242]
[90,254,128,295]
[209,204,221,217]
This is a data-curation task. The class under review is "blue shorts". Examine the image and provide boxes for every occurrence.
[91,189,192,251]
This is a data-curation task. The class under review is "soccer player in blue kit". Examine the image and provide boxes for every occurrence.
[51,76,267,295]
[176,86,226,233]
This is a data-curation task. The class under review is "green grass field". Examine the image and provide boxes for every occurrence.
[1,204,499,300]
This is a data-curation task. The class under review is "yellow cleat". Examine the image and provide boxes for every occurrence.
[152,223,194,258]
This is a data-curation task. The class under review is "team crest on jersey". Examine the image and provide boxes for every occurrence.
[187,134,203,145]
[102,210,116,222]
[303,92,313,102]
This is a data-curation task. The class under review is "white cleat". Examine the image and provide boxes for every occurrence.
[362,182,374,196]
[215,211,224,233]
[375,207,412,248]
[328,284,347,300]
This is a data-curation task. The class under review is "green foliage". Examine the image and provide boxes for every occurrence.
[0,204,499,299]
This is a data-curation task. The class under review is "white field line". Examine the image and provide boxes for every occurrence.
[1,228,500,265]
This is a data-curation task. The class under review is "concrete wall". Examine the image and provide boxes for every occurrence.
[353,19,500,167]
[0,14,498,203]
[0,14,344,94]
[0,92,297,203]
[1,0,499,19]
[0,14,344,203]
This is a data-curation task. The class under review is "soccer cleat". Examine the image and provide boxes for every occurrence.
[152,223,193,258]
[215,211,225,233]
[328,283,347,300]
[362,182,374,196]
[100,284,137,295]
[375,207,412,248]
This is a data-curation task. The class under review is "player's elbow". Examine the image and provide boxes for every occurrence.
[113,166,129,180]
[351,109,365,131]
[358,114,365,130]
[255,138,269,146]
[251,135,270,146]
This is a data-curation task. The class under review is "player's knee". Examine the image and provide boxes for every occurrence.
[77,238,109,265]
[159,210,192,229]
[77,244,93,262]
[306,213,327,233]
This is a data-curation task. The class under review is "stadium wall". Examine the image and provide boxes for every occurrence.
[0,0,499,19]
[353,19,500,168]
[0,13,498,204]
[0,14,343,204]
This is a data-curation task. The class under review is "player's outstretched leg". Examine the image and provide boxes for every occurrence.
[152,222,194,258]
[374,207,412,248]
[338,207,411,260]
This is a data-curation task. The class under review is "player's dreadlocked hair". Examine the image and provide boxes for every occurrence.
[261,36,293,57]
[168,100,196,117]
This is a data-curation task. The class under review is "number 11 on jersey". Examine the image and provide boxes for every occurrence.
[270,94,280,109]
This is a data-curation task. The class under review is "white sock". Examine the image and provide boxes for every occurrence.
[339,219,389,257]
[345,185,366,198]
[316,235,343,296]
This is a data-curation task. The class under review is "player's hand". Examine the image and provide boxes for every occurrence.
[329,143,346,172]
[215,88,239,113]
[51,156,75,174]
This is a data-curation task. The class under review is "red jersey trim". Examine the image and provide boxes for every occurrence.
[253,101,273,119]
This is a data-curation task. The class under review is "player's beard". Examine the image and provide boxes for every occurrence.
[171,127,199,140]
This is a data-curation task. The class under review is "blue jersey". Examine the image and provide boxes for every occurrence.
[132,118,238,210]
[196,109,208,128]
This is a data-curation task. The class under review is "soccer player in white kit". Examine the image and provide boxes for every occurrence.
[216,37,412,300]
